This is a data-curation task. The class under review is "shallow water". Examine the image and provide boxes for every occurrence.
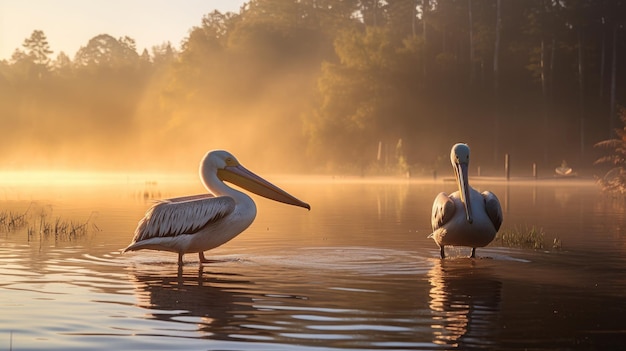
[1,175,625,350]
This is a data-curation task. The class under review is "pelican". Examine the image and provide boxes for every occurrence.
[123,150,310,265]
[429,143,502,259]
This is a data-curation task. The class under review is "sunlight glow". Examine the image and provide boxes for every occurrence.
[0,170,195,186]
[0,0,247,60]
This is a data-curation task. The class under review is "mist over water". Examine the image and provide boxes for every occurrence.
[0,66,315,174]
[1,2,625,348]
[3,1,624,176]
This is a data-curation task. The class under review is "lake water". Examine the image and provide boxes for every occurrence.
[1,174,625,350]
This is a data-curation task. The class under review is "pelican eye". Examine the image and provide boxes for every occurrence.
[224,157,238,166]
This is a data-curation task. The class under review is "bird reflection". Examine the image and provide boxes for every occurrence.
[128,265,257,340]
[428,259,502,349]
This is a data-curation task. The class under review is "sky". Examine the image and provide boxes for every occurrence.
[0,0,247,61]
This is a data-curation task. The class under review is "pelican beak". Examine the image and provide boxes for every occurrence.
[455,161,473,224]
[218,165,310,210]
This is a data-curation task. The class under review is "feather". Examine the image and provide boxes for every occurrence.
[131,195,236,243]
[481,191,503,232]
[431,192,455,231]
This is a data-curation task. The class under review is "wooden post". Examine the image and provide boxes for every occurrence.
[532,163,537,178]
[504,153,510,180]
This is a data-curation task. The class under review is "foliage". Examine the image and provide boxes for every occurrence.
[22,29,53,66]
[74,34,139,67]
[10,29,53,79]
[1,0,625,173]
[305,27,399,169]
[594,107,626,195]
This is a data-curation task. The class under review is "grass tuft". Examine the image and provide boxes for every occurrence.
[494,225,557,250]
[1,204,99,242]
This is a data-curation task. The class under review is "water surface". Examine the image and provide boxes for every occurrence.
[1,175,625,350]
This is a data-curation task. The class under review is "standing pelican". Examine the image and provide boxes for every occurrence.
[123,150,310,265]
[429,143,502,258]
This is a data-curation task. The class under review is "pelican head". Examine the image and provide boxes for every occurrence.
[200,150,310,210]
[450,143,472,224]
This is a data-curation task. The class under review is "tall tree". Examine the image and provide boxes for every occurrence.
[468,0,475,85]
[493,0,502,162]
[493,0,501,94]
[306,27,407,170]
[609,23,619,136]
[74,34,139,67]
[13,30,54,79]
[422,0,430,78]
[22,30,53,66]
[52,51,72,75]
[385,0,418,39]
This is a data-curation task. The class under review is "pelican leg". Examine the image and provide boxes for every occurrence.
[198,251,219,264]
[470,248,476,258]
[440,246,446,259]
[199,251,210,263]
[178,253,184,266]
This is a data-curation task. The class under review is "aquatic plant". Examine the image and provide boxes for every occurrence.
[28,212,99,242]
[1,204,98,242]
[494,225,548,250]
[594,107,626,195]
[0,209,29,232]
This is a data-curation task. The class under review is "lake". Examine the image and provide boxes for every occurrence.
[1,174,625,350]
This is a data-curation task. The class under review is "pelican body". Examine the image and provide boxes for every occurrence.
[429,143,502,258]
[123,150,310,265]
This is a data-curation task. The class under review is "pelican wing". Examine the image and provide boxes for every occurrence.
[132,194,236,243]
[481,191,503,231]
[431,192,455,231]
[166,194,219,203]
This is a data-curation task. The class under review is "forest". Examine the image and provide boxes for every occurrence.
[1,0,625,176]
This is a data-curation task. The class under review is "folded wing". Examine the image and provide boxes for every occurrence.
[131,194,236,243]
[431,192,455,231]
[481,191,503,231]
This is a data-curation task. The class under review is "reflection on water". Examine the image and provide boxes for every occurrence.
[129,265,255,341]
[428,259,501,349]
[125,248,435,349]
[1,177,626,349]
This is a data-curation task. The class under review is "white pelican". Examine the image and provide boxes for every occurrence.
[123,150,310,265]
[429,143,502,258]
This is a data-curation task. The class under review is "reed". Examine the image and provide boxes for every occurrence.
[1,204,98,242]
[28,212,98,242]
[0,209,28,232]
[495,225,554,250]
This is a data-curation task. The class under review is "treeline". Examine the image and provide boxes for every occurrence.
[1,0,625,175]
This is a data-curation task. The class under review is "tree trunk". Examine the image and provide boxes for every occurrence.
[600,24,606,98]
[577,27,585,160]
[468,0,475,85]
[423,0,429,78]
[609,23,618,136]
[412,0,417,37]
[493,0,502,163]
[493,0,501,94]
[541,39,547,99]
[541,38,549,163]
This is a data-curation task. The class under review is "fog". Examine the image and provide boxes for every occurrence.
[1,1,624,178]
[1,41,318,175]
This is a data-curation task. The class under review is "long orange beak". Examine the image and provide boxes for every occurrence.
[218,165,310,210]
